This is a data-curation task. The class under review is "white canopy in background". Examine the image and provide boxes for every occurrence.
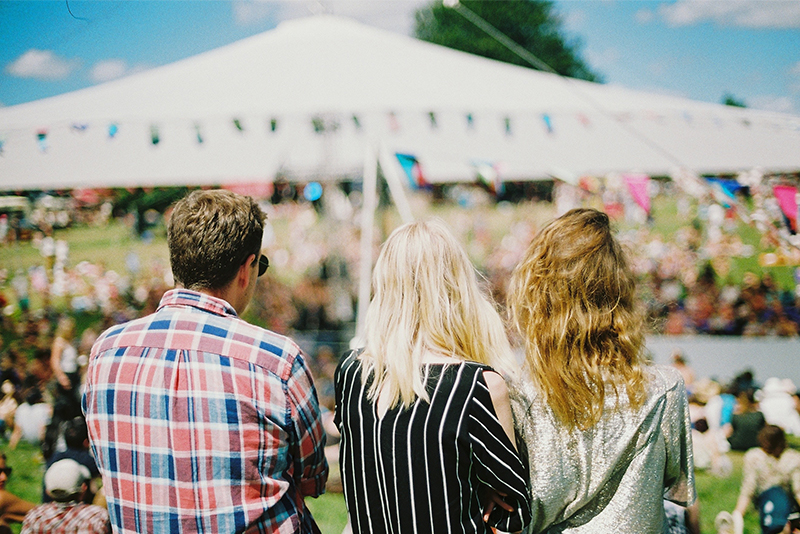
[1,15,800,191]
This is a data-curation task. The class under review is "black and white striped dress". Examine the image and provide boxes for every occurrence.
[334,351,531,534]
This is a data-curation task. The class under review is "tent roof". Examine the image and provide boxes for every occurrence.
[2,15,800,190]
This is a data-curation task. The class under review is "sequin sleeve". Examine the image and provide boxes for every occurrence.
[662,368,697,506]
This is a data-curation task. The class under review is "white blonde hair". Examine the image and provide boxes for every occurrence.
[361,219,518,409]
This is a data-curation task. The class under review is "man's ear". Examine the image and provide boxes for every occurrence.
[237,253,256,289]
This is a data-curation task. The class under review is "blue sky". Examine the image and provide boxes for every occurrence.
[2,0,799,114]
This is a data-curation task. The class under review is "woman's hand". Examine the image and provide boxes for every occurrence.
[481,488,515,522]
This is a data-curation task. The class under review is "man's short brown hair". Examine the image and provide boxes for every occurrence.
[167,190,265,290]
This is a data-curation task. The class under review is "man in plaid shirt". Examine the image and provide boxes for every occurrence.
[83,190,328,533]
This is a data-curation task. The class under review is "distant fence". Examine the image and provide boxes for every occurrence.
[293,331,800,388]
[646,335,800,387]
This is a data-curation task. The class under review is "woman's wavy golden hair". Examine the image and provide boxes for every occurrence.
[507,208,648,430]
[361,219,518,409]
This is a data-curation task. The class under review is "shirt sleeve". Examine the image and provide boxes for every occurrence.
[286,351,329,499]
[663,371,697,506]
[469,371,532,532]
[738,450,759,504]
[789,453,800,506]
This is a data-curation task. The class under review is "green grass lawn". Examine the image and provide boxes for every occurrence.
[1,440,349,534]
[9,437,799,534]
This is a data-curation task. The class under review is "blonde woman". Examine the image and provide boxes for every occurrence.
[507,208,695,533]
[334,219,531,534]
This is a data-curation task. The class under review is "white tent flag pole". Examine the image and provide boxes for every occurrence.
[379,142,415,225]
[354,145,379,345]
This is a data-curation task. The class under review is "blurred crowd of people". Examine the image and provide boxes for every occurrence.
[673,351,800,534]
[1,188,800,444]
[2,186,800,533]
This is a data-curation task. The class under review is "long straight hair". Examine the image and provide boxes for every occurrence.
[507,208,648,430]
[361,219,518,409]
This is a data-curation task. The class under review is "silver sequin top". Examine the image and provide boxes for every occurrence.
[510,365,696,534]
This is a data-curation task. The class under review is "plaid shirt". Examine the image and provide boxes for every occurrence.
[21,502,110,534]
[83,289,328,533]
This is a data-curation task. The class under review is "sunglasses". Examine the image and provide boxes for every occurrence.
[257,254,269,277]
[243,253,269,277]
[0,467,12,477]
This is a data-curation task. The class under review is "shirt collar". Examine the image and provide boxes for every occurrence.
[157,288,238,318]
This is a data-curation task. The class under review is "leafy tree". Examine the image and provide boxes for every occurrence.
[722,93,747,108]
[414,0,602,82]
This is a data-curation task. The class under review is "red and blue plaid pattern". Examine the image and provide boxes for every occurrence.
[83,289,328,533]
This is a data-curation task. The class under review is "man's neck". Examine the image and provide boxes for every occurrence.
[184,285,245,316]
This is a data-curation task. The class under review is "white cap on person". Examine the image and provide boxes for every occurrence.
[44,459,91,501]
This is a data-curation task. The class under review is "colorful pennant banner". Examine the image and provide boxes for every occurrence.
[773,184,798,233]
[623,173,650,214]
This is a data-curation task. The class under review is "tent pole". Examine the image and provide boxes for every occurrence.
[378,143,414,225]
[354,145,379,345]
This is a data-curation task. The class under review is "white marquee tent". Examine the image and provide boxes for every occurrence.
[2,15,800,192]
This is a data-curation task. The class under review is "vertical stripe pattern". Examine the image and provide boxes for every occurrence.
[334,351,531,534]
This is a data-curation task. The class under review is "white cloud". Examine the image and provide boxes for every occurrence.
[90,59,128,83]
[791,60,800,77]
[561,8,588,32]
[5,49,78,80]
[584,46,621,70]
[89,59,148,83]
[658,0,800,29]
[634,8,655,24]
[232,0,282,26]
[647,62,666,77]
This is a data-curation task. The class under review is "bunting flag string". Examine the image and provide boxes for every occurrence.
[1,108,798,159]
[542,113,553,134]
[705,177,746,200]
[623,173,651,214]
[36,130,48,152]
[387,112,399,132]
[472,160,503,196]
[395,153,429,190]
[428,111,438,129]
[773,184,798,234]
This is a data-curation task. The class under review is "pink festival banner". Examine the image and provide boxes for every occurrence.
[623,174,651,214]
[773,184,798,232]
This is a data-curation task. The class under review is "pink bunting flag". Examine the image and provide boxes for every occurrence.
[773,185,798,232]
[387,112,399,132]
[624,173,651,214]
